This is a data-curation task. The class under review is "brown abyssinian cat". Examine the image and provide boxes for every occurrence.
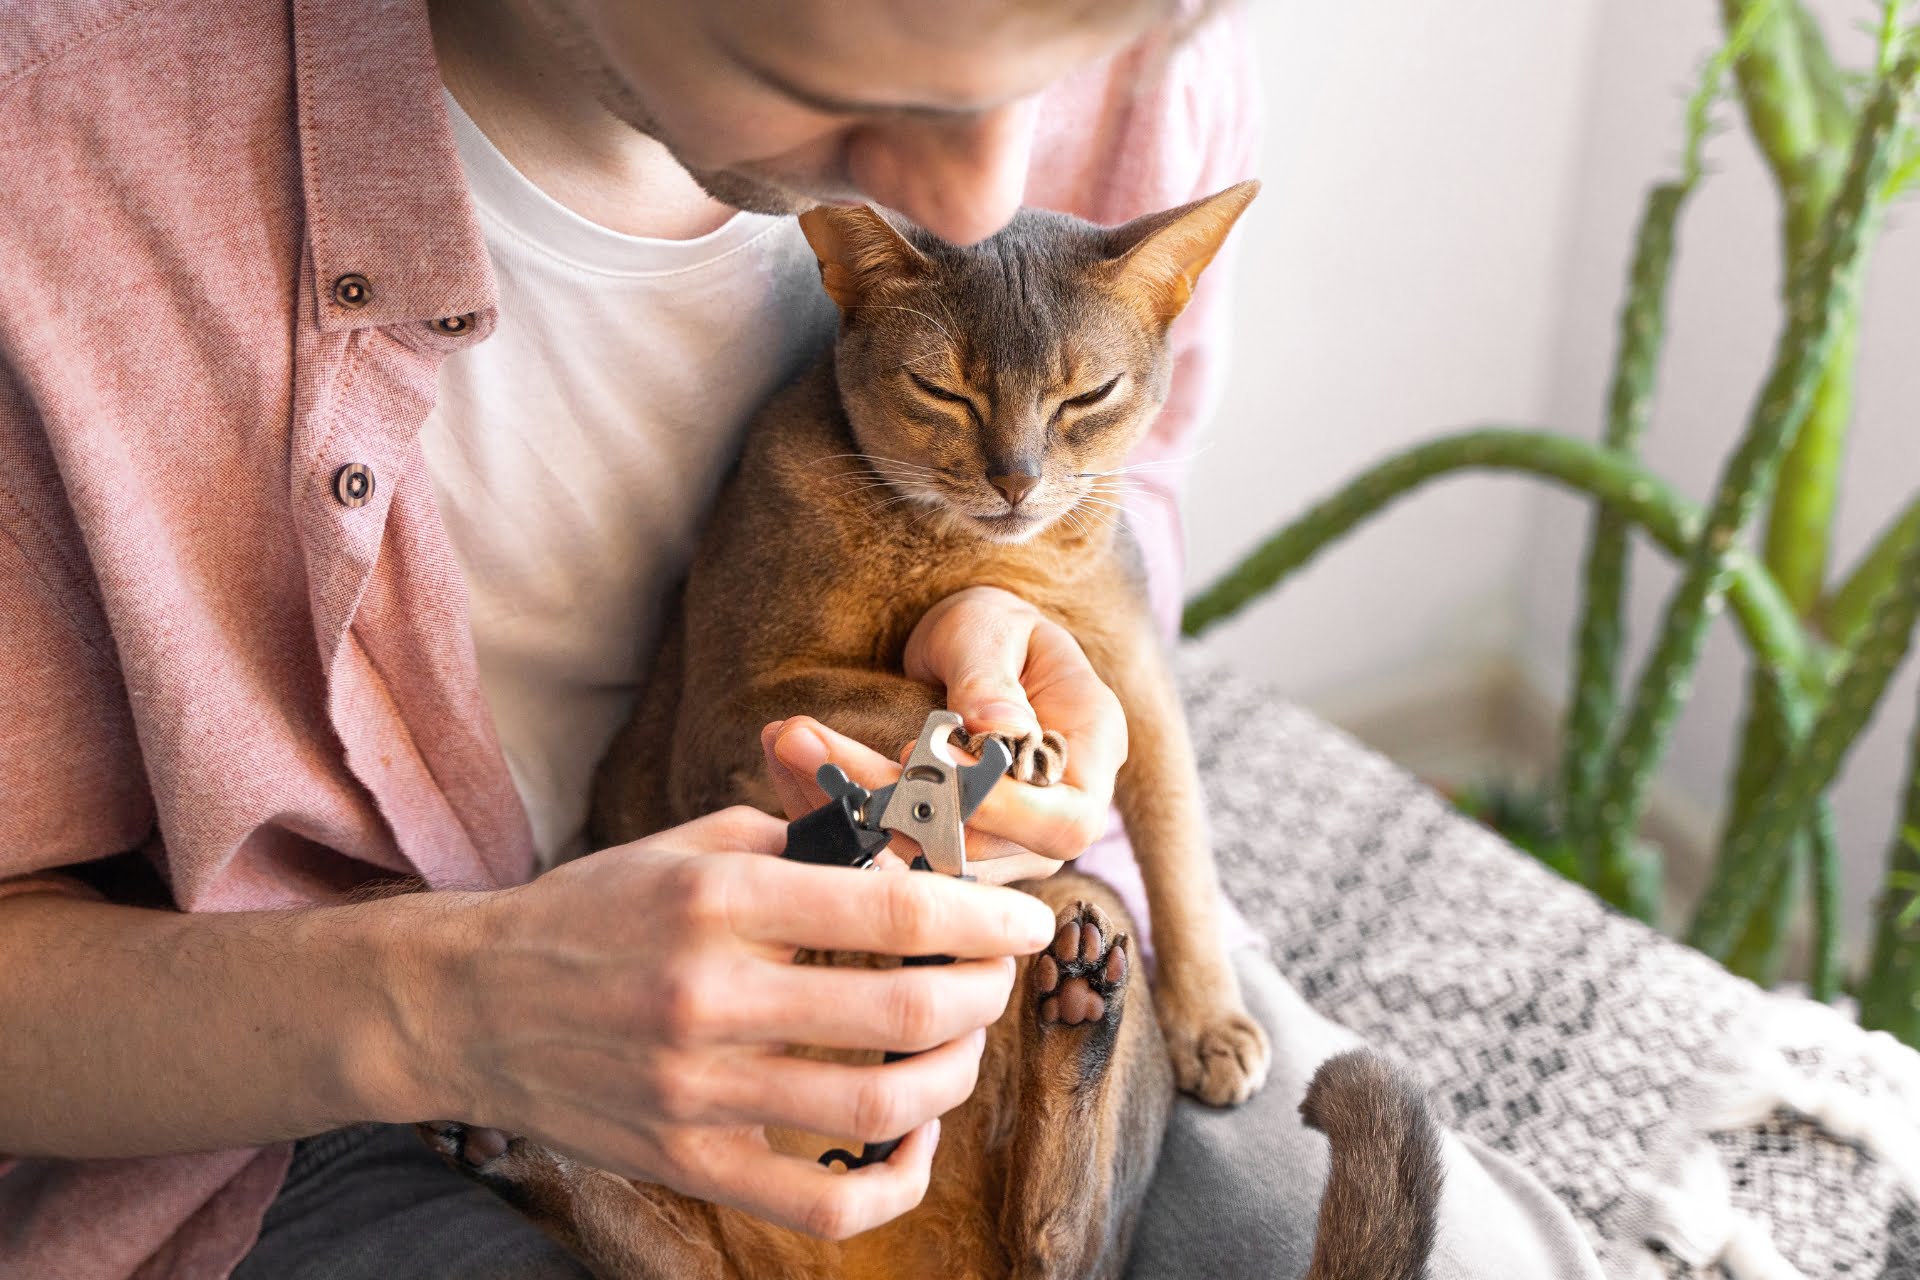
[422,182,1443,1280]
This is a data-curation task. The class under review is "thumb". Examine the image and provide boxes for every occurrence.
[907,603,1042,739]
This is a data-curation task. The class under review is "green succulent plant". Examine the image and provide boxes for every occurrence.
[1186,1,1920,1033]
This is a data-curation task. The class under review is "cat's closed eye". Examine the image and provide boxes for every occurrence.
[908,372,974,406]
[1052,376,1123,428]
[1063,376,1121,408]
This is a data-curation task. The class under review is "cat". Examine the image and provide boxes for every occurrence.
[422,182,1443,1280]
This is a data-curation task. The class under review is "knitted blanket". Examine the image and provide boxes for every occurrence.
[1182,653,1920,1279]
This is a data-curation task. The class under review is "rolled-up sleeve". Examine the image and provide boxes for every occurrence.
[0,369,156,885]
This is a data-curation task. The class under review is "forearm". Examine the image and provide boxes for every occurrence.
[0,887,477,1159]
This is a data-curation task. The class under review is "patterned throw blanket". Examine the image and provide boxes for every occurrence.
[1180,653,1920,1278]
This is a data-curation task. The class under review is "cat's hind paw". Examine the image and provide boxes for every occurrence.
[964,727,1068,786]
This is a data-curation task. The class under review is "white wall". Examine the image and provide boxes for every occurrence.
[1189,0,1920,955]
[1519,0,1920,957]
[1186,0,1606,713]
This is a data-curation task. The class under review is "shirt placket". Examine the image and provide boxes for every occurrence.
[287,284,533,890]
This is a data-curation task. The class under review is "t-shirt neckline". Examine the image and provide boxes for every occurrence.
[442,87,780,278]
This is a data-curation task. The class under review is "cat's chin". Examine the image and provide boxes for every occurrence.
[963,509,1055,545]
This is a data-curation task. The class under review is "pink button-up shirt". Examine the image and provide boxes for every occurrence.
[0,1,1258,1274]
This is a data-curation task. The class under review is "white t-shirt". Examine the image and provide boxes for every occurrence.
[420,93,838,866]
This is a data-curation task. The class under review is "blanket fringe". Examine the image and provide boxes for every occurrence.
[1616,992,1920,1276]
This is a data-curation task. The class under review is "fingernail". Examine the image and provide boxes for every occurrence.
[976,701,1031,730]
[775,721,830,774]
[1015,902,1055,950]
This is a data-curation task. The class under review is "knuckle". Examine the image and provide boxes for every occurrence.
[675,859,732,933]
[800,1190,861,1242]
[881,875,938,947]
[640,1054,703,1123]
[953,672,1018,709]
[651,965,711,1047]
[884,974,940,1048]
[1039,807,1104,860]
[657,1126,711,1180]
[849,1073,903,1143]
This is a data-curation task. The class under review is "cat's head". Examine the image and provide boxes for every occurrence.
[798,181,1258,544]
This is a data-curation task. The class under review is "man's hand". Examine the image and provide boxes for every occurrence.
[441,805,1057,1240]
[761,586,1127,886]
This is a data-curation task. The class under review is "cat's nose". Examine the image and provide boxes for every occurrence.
[990,470,1040,508]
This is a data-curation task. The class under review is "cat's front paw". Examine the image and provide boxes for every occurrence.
[964,727,1068,786]
[1158,997,1272,1107]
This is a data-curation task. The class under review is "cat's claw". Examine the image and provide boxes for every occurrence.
[965,727,1068,787]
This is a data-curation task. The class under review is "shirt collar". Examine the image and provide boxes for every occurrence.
[291,0,496,333]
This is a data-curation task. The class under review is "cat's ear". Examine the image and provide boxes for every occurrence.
[1104,180,1260,325]
[798,205,929,310]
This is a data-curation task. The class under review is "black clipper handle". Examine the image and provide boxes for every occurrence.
[829,955,958,1167]
[780,792,889,869]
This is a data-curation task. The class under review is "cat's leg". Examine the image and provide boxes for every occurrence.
[416,1125,730,1280]
[668,666,945,820]
[997,873,1172,1280]
[1103,632,1272,1107]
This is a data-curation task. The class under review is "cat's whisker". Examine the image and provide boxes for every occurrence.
[1070,500,1127,532]
[846,303,956,342]
[813,452,943,479]
[1076,447,1215,477]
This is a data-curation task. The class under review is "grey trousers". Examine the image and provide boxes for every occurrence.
[236,946,1604,1280]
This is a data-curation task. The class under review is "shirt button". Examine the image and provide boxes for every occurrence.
[332,463,376,508]
[332,274,373,309]
[432,313,474,335]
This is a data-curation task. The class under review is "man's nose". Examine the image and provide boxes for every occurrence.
[849,99,1037,245]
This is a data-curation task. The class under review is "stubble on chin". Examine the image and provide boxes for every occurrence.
[521,0,824,216]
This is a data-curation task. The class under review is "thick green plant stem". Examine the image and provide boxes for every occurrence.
[1811,799,1843,1001]
[1725,1,1854,615]
[1721,687,1809,982]
[1559,185,1691,869]
[1181,430,1815,683]
[1884,6,1920,195]
[1714,2,1871,977]
[1765,325,1859,615]
[1561,11,1773,864]
[1720,0,1851,242]
[1860,689,1920,1041]
[1879,3,1905,72]
[1691,524,1920,959]
[1826,495,1920,645]
[1590,58,1915,916]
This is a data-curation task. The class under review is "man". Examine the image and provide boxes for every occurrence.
[0,1,1604,1276]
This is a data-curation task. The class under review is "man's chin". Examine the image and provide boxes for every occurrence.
[681,164,816,217]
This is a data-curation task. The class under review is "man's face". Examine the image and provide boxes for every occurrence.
[524,0,1166,245]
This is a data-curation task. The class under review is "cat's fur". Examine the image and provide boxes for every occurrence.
[423,183,1443,1279]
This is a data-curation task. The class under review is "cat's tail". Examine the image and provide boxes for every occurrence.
[1297,1049,1445,1280]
